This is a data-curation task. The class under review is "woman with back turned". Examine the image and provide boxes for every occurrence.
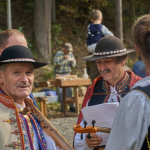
[105,14,150,150]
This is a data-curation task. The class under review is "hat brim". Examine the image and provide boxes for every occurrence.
[67,49,73,51]
[83,49,135,61]
[0,61,47,69]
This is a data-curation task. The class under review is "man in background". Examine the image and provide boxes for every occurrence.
[0,29,38,108]
[53,43,76,112]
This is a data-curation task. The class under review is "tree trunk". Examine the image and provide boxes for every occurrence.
[34,0,52,63]
[115,0,123,42]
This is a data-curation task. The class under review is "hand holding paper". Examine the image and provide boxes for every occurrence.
[81,102,119,146]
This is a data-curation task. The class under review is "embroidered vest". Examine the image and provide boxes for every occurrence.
[19,113,47,150]
[88,72,130,106]
[76,71,142,126]
[132,85,150,150]
[0,93,74,150]
[88,72,131,150]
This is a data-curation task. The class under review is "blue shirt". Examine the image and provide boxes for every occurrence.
[132,60,146,78]
[29,93,38,108]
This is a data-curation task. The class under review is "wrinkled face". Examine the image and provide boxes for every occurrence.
[0,63,34,102]
[4,35,28,49]
[63,48,70,55]
[96,57,124,85]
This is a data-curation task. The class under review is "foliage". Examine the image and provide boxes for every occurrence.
[0,1,6,13]
[127,54,138,69]
[51,23,62,46]
[17,26,24,33]
[57,0,150,35]
[127,59,135,69]
[52,23,62,36]
[58,0,107,26]
[17,26,34,54]
[45,66,55,80]
[25,2,34,13]
[33,65,55,83]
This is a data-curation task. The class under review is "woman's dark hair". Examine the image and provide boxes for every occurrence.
[133,14,150,59]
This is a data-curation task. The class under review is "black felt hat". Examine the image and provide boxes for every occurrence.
[83,36,135,61]
[0,45,47,69]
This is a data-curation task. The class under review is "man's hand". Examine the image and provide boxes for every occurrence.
[85,133,102,148]
[68,58,74,62]
[63,55,69,60]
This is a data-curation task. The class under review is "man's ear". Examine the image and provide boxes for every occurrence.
[0,71,4,84]
[121,58,127,66]
[134,44,141,56]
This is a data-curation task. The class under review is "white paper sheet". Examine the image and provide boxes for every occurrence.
[81,102,119,146]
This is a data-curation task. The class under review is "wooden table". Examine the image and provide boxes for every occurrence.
[59,78,92,116]
[34,78,92,116]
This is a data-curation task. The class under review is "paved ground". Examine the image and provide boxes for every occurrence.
[50,117,78,146]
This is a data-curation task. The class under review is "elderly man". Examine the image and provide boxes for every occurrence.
[0,29,38,108]
[74,36,142,150]
[0,45,73,150]
[53,43,76,112]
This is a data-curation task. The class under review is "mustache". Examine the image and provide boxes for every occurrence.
[99,69,111,74]
[17,82,31,87]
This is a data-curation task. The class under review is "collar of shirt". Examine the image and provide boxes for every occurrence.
[108,86,121,103]
[15,102,25,109]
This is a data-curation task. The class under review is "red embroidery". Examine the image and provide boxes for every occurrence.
[5,141,21,149]
[11,130,20,135]
[3,117,17,125]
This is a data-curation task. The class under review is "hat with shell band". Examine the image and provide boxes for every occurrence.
[0,45,47,69]
[83,36,135,61]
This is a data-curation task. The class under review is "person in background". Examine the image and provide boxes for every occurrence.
[105,14,150,150]
[0,29,38,108]
[74,36,141,150]
[132,56,146,78]
[53,43,76,112]
[87,9,114,82]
